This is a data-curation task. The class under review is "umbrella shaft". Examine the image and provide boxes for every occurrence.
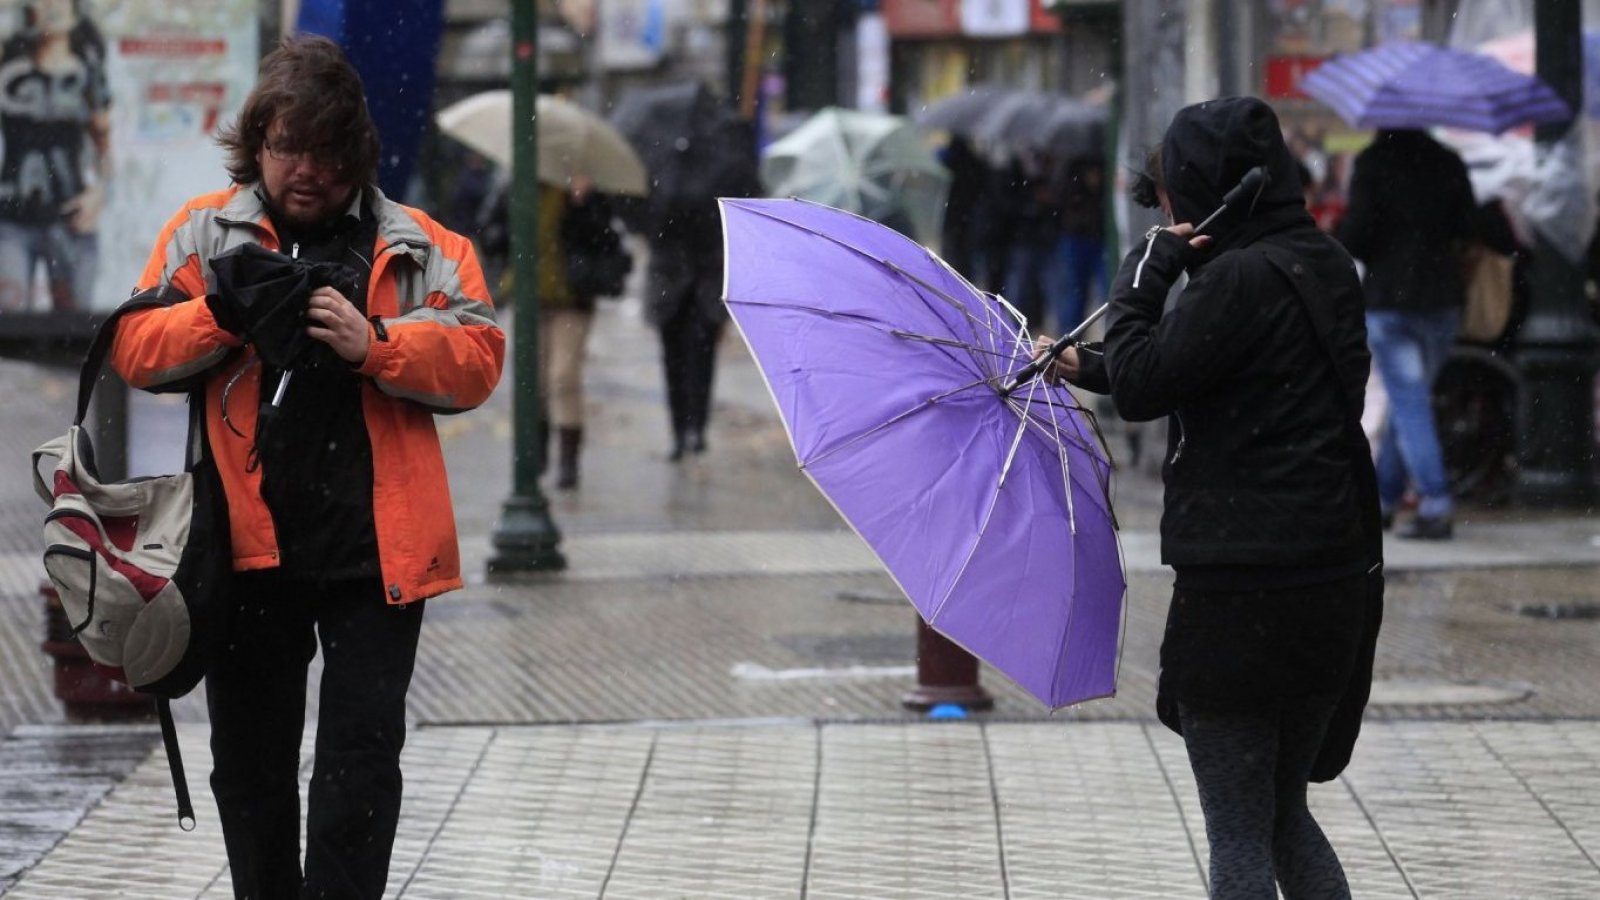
[271,370,292,407]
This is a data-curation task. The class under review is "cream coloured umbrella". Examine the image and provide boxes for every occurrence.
[436,90,649,196]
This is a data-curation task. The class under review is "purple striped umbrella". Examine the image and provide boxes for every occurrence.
[720,198,1125,709]
[1302,40,1571,134]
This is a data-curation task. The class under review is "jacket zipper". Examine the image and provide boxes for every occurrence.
[291,242,300,259]
[1170,411,1187,465]
[1132,225,1162,288]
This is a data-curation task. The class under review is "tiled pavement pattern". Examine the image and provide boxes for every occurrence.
[6,720,1600,897]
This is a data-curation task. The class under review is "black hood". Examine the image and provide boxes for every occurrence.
[1161,97,1310,251]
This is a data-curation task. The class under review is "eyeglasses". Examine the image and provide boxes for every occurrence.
[263,137,344,172]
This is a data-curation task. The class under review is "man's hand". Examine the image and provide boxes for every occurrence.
[1032,336,1080,384]
[305,287,370,364]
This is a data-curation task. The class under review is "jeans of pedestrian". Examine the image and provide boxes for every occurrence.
[0,219,97,311]
[1052,234,1106,334]
[1366,308,1458,518]
[207,572,424,900]
[1002,238,1065,330]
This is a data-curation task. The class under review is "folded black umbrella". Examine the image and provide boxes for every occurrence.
[207,243,358,408]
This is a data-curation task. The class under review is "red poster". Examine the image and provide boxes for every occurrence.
[1029,0,1063,33]
[884,0,961,37]
[1264,55,1329,100]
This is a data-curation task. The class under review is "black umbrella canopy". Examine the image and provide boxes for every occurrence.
[609,81,760,220]
[916,84,1107,159]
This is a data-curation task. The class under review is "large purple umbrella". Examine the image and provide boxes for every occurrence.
[720,198,1125,708]
[1302,40,1571,134]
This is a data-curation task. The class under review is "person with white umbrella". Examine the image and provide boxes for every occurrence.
[438,91,641,487]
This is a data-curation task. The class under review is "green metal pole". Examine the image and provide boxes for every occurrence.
[489,1,567,574]
[1514,0,1599,506]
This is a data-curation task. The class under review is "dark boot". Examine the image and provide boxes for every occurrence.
[556,427,582,489]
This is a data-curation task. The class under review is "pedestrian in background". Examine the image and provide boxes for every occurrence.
[1050,154,1108,333]
[536,173,631,488]
[1337,128,1479,540]
[109,36,503,898]
[937,135,989,283]
[638,139,758,461]
[1043,96,1380,900]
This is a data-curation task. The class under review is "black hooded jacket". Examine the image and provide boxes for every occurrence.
[1078,98,1370,583]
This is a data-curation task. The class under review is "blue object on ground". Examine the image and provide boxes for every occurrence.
[928,703,969,720]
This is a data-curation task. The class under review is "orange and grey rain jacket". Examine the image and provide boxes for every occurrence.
[109,184,504,605]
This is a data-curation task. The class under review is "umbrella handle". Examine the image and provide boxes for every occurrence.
[999,305,1108,395]
[270,369,292,407]
[997,166,1269,396]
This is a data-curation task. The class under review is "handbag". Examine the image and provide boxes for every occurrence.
[32,294,234,827]
[1459,241,1515,343]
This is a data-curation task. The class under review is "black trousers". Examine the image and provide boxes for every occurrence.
[659,301,724,444]
[207,571,424,900]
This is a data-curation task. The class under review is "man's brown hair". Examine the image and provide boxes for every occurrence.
[216,35,381,186]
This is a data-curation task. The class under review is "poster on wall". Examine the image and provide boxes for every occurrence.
[0,0,257,333]
[598,0,667,71]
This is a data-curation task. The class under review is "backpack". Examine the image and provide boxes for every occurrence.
[32,294,234,828]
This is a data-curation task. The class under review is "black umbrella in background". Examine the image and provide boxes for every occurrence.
[208,243,358,415]
[608,82,760,231]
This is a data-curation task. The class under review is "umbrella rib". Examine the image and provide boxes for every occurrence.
[724,297,1017,364]
[801,376,994,469]
[733,203,1020,373]
[890,329,1020,361]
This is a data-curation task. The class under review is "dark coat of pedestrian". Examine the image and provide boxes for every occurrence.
[639,124,760,460]
[1047,96,1380,900]
[108,36,503,899]
[1337,129,1479,539]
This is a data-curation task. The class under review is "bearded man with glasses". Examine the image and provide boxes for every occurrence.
[107,35,504,899]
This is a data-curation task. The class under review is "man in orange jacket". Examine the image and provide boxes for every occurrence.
[110,36,503,898]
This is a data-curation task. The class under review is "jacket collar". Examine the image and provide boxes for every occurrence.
[220,183,431,262]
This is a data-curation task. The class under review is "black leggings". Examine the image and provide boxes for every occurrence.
[1179,699,1351,900]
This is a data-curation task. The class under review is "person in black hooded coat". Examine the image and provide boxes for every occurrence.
[1040,97,1381,899]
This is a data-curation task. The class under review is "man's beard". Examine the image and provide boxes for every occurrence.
[263,181,355,230]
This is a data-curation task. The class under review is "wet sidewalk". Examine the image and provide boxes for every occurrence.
[6,718,1600,897]
[3,288,1600,895]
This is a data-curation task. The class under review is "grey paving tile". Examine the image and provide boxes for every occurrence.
[1472,721,1600,869]
[401,726,651,898]
[805,723,1004,899]
[986,723,1203,898]
[4,725,228,898]
[1343,721,1600,897]
[601,725,814,899]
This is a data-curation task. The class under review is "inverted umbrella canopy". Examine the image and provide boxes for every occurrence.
[435,91,649,196]
[1301,40,1572,134]
[761,107,951,247]
[720,198,1125,708]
